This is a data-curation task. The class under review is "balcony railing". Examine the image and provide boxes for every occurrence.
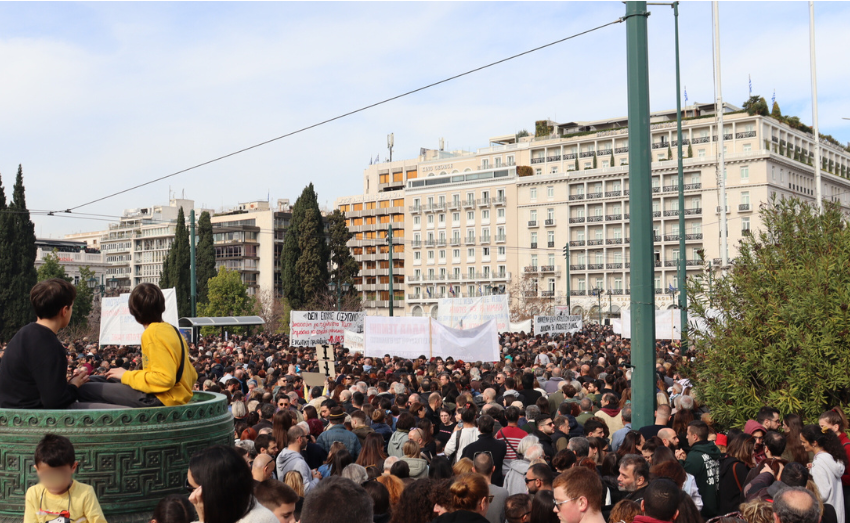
[605,191,622,197]
[586,192,603,199]
[736,131,757,139]
[663,185,679,193]
[409,205,422,213]
[664,234,679,241]
[424,240,436,247]
[570,264,586,271]
[545,219,556,226]
[587,264,604,270]
[493,196,506,205]
[580,151,596,158]
[450,238,461,246]
[411,241,422,248]
[624,189,630,196]
[652,186,661,193]
[569,194,585,201]
[739,203,751,211]
[683,183,701,190]
[541,290,555,297]
[663,210,679,217]
[624,213,630,219]
[598,149,612,156]
[528,220,538,227]
[478,198,491,207]
[616,147,629,154]
[652,142,669,149]
[683,208,702,215]
[569,217,585,223]
[606,214,622,221]
[463,200,475,208]
[531,157,545,164]
[436,239,447,247]
[465,237,476,245]
[570,240,585,247]
[692,136,710,144]
[495,235,506,243]
[546,155,561,162]
[448,201,460,210]
[571,290,587,296]
[607,263,623,269]
[653,211,661,217]
[479,236,491,244]
[530,242,538,249]
[548,241,555,248]
[563,153,577,160]
[606,238,623,245]
[588,216,604,222]
[587,239,604,246]
[539,265,556,272]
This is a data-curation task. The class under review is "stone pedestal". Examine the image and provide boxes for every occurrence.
[0,392,233,522]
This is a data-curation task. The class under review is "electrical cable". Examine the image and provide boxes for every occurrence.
[59,17,625,213]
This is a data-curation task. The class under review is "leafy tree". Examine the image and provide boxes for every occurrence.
[198,267,255,333]
[687,197,850,426]
[743,95,769,116]
[281,184,329,310]
[71,266,95,328]
[195,211,216,306]
[771,101,782,119]
[160,207,191,317]
[326,209,360,309]
[37,250,71,282]
[4,165,38,336]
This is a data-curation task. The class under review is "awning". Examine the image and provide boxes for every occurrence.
[178,316,265,327]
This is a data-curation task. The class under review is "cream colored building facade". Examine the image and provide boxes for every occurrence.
[343,104,850,320]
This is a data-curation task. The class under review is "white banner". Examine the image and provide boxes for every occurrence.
[619,310,682,340]
[289,311,365,347]
[99,288,179,345]
[343,330,364,353]
[436,295,510,332]
[363,316,431,359]
[432,319,500,362]
[553,306,573,316]
[509,319,532,333]
[534,315,583,335]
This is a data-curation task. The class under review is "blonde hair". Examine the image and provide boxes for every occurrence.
[452,457,474,475]
[284,470,304,497]
[739,499,775,523]
[403,440,421,459]
[805,479,826,519]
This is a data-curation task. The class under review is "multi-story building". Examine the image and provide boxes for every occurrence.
[209,199,292,297]
[34,238,109,286]
[343,103,850,321]
[336,160,415,315]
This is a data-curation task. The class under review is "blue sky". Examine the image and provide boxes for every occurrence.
[0,1,847,237]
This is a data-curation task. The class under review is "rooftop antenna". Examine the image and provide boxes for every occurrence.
[387,133,394,162]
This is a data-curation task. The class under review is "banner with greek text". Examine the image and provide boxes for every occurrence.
[99,288,179,345]
[534,315,583,335]
[436,295,510,332]
[289,311,365,347]
[344,330,365,353]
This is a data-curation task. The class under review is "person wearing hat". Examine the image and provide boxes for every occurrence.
[316,406,361,459]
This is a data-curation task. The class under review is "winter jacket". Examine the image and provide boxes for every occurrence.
[552,429,569,452]
[372,422,394,445]
[353,426,375,447]
[544,377,566,394]
[430,510,490,523]
[595,407,625,434]
[316,424,361,459]
[503,459,532,496]
[461,434,508,487]
[533,431,556,460]
[387,430,409,458]
[401,456,429,479]
[276,448,320,493]
[682,439,721,518]
[811,452,846,523]
[718,456,750,514]
[445,426,481,463]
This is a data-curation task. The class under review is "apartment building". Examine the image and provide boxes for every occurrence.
[34,238,109,286]
[343,103,850,320]
[209,199,292,297]
[336,160,415,315]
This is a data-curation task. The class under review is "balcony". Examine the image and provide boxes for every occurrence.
[570,264,586,271]
[652,211,661,218]
[545,219,556,226]
[672,139,690,146]
[587,216,604,223]
[664,260,679,267]
[541,290,555,297]
[571,290,587,296]
[448,200,460,210]
[653,235,661,242]
[580,151,596,158]
[605,214,622,221]
[409,205,422,213]
[495,235,506,243]
[548,241,555,248]
[479,236,491,245]
[683,208,702,215]
[663,210,679,217]
[478,198,491,207]
[685,233,703,240]
[450,238,461,246]
[547,155,562,162]
[436,239,447,247]
[531,157,545,164]
[530,242,538,249]
[463,200,475,209]
[615,147,629,154]
[624,213,630,219]
[598,149,612,156]
[465,237,476,245]
[624,189,630,196]
[605,191,622,198]
[424,240,436,247]
[739,203,752,212]
[539,265,558,273]
[569,194,585,201]
[683,183,701,190]
[528,220,538,227]
[664,234,679,241]
[569,217,585,223]
[587,264,604,270]
[736,131,757,139]
[716,206,730,213]
[586,192,603,199]
[587,239,604,246]
[523,266,537,274]
[606,238,623,245]
[606,263,623,269]
[663,185,679,193]
[411,240,422,248]
[686,260,703,266]
[522,291,538,297]
[652,187,661,193]
[569,240,585,247]
[652,142,669,149]
[493,196,506,206]
[564,153,577,160]
[692,136,710,144]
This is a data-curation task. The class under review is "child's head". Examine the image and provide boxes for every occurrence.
[128,283,165,325]
[30,279,76,325]
[255,479,299,523]
[34,434,78,495]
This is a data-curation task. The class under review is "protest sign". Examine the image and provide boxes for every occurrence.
[302,372,329,389]
[431,320,500,362]
[289,311,365,347]
[363,316,431,359]
[618,310,682,340]
[436,295,510,332]
[99,288,178,345]
[509,319,532,333]
[344,330,364,353]
[534,315,583,335]
[553,306,573,316]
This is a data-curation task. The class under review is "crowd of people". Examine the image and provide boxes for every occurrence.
[1,279,849,523]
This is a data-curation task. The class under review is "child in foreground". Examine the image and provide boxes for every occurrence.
[25,434,106,523]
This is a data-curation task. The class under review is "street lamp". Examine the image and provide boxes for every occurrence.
[592,286,605,324]
[607,289,613,319]
[87,275,105,295]
[328,280,351,312]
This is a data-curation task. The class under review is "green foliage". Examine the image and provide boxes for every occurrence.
[516,165,534,177]
[515,130,529,139]
[771,101,782,119]
[37,250,71,282]
[327,209,360,309]
[160,207,191,317]
[1,166,38,340]
[743,95,769,116]
[0,174,13,340]
[534,121,553,138]
[71,266,95,328]
[609,151,615,167]
[198,267,256,334]
[281,184,329,310]
[687,197,850,426]
[667,145,672,160]
[195,211,216,306]
[687,144,693,158]
[574,157,579,171]
[592,152,597,169]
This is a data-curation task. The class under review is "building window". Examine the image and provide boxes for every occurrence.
[498,208,506,219]
[547,186,554,198]
[743,143,752,152]
[698,149,706,158]
[535,168,542,176]
[530,188,537,200]
[741,166,749,182]
[414,252,421,260]
[741,191,750,205]
[742,217,751,230]
[467,211,474,221]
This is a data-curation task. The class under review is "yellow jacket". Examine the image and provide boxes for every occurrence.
[121,322,197,406]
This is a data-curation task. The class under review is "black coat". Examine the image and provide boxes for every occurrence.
[431,510,490,523]
[461,434,508,487]
[533,430,556,460]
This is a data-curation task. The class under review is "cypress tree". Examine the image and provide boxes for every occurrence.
[592,152,597,169]
[195,211,216,306]
[609,151,615,168]
[327,209,360,308]
[8,165,37,332]
[771,101,782,119]
[281,184,329,310]
[574,157,579,171]
[667,145,673,160]
[295,207,326,305]
[0,172,14,341]
[160,207,191,317]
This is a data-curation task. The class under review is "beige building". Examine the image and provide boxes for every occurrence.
[342,103,850,321]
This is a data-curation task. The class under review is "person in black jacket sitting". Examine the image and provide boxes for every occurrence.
[0,279,89,409]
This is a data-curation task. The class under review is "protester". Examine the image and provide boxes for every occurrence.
[254,479,299,523]
[151,494,194,523]
[300,476,373,523]
[431,473,492,523]
[800,424,847,523]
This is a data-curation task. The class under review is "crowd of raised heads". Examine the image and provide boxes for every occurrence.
[5,300,850,523]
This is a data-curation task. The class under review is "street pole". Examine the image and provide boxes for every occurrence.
[708,261,713,307]
[626,0,656,430]
[388,224,394,317]
[673,1,688,352]
[809,1,822,212]
[189,209,197,317]
[563,244,571,312]
[712,2,728,269]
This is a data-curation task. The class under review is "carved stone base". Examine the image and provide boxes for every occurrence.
[0,392,232,521]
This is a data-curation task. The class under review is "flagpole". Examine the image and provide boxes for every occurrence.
[712,1,728,270]
[809,0,822,211]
